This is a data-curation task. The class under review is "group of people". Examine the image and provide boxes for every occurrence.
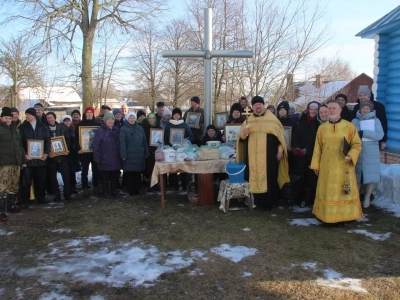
[0,85,387,226]
[236,86,386,226]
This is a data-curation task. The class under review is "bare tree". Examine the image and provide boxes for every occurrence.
[129,22,166,110]
[0,0,165,108]
[311,57,358,81]
[0,35,45,107]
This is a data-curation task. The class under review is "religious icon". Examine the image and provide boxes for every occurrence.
[50,136,69,156]
[150,128,164,147]
[224,125,241,143]
[170,128,185,145]
[79,126,99,153]
[27,139,44,159]
[186,112,201,128]
[283,126,292,149]
[215,112,228,129]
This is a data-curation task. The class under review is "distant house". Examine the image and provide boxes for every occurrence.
[356,5,400,150]
[292,73,373,109]
[18,86,82,113]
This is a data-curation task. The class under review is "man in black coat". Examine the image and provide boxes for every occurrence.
[335,94,353,122]
[46,112,71,201]
[34,102,48,125]
[352,87,388,150]
[19,108,51,205]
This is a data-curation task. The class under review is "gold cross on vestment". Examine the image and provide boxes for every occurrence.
[242,106,252,129]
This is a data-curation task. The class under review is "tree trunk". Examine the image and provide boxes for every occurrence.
[82,32,95,108]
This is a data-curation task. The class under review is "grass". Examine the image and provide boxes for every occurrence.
[0,186,399,299]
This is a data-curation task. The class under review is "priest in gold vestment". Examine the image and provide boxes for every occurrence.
[310,101,363,224]
[236,96,290,210]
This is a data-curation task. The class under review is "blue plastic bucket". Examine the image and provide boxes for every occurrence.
[225,163,246,184]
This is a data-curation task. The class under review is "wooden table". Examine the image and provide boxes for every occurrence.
[151,159,232,209]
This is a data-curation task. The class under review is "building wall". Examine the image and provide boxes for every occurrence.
[375,31,400,150]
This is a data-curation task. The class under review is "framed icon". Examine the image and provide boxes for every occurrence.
[79,126,99,153]
[150,128,164,147]
[50,136,68,156]
[283,126,292,149]
[215,112,228,129]
[169,128,185,145]
[224,124,241,143]
[186,112,201,128]
[27,139,44,159]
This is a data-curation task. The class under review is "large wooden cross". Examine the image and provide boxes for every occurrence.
[163,8,253,128]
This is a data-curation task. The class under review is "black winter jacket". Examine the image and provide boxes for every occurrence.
[19,119,51,167]
[0,122,26,166]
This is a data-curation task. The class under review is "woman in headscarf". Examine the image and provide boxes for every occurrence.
[119,112,149,196]
[226,103,246,124]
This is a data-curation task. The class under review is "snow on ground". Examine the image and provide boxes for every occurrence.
[210,244,257,263]
[356,214,369,222]
[292,206,311,213]
[241,227,251,231]
[288,218,321,226]
[48,229,72,233]
[241,271,252,277]
[316,268,367,293]
[0,229,14,236]
[10,233,257,290]
[374,164,400,217]
[347,230,392,241]
[290,262,367,293]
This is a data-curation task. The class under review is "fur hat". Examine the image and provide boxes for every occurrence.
[358,86,371,97]
[251,96,264,106]
[206,124,216,131]
[1,107,12,117]
[84,106,95,115]
[277,101,290,115]
[190,96,200,104]
[360,100,374,111]
[335,93,348,102]
[230,103,242,116]
[172,107,182,117]
[163,108,172,117]
[25,108,37,117]
[71,109,81,116]
[156,101,165,107]
[10,107,19,114]
[103,112,115,121]
[33,103,44,111]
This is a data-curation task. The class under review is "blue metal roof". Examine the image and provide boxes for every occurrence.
[356,5,400,38]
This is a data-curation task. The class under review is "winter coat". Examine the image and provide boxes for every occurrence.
[202,130,224,145]
[183,107,204,141]
[48,122,70,162]
[114,119,124,129]
[226,115,246,124]
[0,122,26,166]
[19,119,51,167]
[92,123,121,171]
[352,110,384,184]
[119,122,149,172]
[64,124,81,172]
[340,106,353,122]
[164,119,194,146]
[353,98,387,143]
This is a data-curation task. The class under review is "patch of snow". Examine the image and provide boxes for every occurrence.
[0,287,4,295]
[210,244,257,263]
[355,215,369,222]
[288,218,321,226]
[48,229,72,233]
[316,268,367,293]
[291,261,317,270]
[271,214,277,217]
[0,229,14,236]
[292,206,311,213]
[241,228,251,231]
[171,222,176,225]
[90,296,105,300]
[188,268,204,276]
[374,164,400,216]
[39,291,73,300]
[241,271,252,277]
[347,230,391,241]
[229,207,246,211]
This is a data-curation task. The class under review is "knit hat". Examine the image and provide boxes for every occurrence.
[46,111,57,120]
[103,112,115,121]
[71,109,81,116]
[358,86,371,97]
[156,101,165,107]
[335,93,348,102]
[1,107,12,117]
[172,107,182,117]
[190,96,200,104]
[33,103,44,111]
[60,115,71,123]
[360,100,374,111]
[25,108,37,117]
[266,104,275,110]
[137,110,146,118]
[230,103,242,116]
[101,104,111,111]
[10,107,19,114]
[84,106,95,115]
[126,112,137,120]
[277,101,290,115]
[307,101,320,110]
[113,108,122,116]
[207,124,216,131]
[251,96,264,106]
[163,108,172,117]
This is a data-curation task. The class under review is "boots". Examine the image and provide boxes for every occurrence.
[94,186,103,195]
[363,183,374,208]
[83,187,90,197]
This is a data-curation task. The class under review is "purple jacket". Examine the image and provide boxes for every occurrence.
[92,123,121,171]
